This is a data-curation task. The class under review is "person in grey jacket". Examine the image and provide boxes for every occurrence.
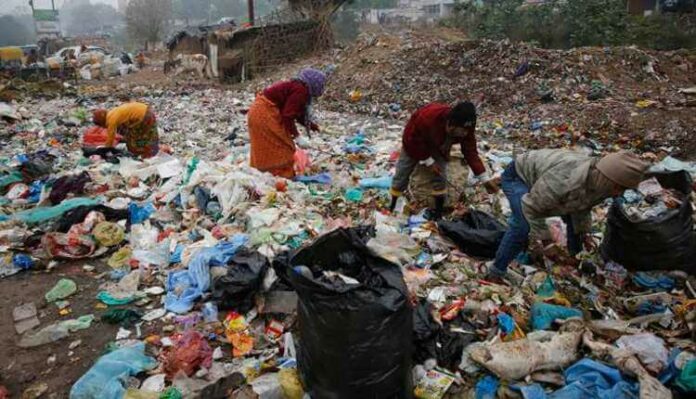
[488,149,650,281]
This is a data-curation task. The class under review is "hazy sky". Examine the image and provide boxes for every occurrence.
[0,0,119,15]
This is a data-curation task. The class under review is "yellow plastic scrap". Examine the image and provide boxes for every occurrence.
[636,99,657,108]
[93,222,125,247]
[108,246,132,268]
[279,368,304,399]
[349,89,362,102]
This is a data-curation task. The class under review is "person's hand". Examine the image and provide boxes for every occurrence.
[309,122,320,132]
[483,177,500,194]
[429,163,443,176]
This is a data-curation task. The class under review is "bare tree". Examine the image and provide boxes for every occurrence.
[126,0,173,50]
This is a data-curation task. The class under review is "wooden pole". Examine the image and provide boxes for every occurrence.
[248,0,255,26]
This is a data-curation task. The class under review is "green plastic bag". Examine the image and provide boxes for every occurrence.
[12,197,101,224]
[101,309,142,327]
[676,359,696,392]
[46,278,77,302]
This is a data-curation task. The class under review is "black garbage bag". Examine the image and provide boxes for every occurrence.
[279,227,413,399]
[413,300,476,370]
[212,248,269,313]
[49,171,91,205]
[601,170,696,273]
[438,210,506,258]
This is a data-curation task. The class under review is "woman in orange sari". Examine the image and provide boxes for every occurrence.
[92,101,159,158]
[247,68,327,178]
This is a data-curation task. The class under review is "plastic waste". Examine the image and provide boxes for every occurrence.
[97,270,140,305]
[12,254,34,270]
[632,272,675,292]
[101,309,142,327]
[165,235,248,314]
[129,202,156,225]
[601,170,695,273]
[123,389,158,399]
[49,171,91,205]
[359,175,392,189]
[212,248,270,313]
[93,222,125,247]
[344,187,363,202]
[438,210,506,258]
[470,323,583,380]
[676,359,696,392]
[42,232,97,259]
[413,300,476,369]
[19,315,94,348]
[11,197,100,224]
[275,228,413,398]
[202,302,219,323]
[616,333,669,374]
[108,247,132,268]
[83,126,121,147]
[531,302,583,330]
[583,330,672,399]
[279,368,304,399]
[294,173,332,185]
[69,342,157,399]
[475,375,499,399]
[163,330,213,378]
[45,278,77,302]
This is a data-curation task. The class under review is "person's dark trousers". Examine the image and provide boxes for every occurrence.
[491,162,530,276]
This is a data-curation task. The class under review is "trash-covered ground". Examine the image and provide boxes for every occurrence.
[1,28,696,399]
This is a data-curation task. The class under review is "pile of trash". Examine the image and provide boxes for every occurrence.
[320,29,696,158]
[1,44,695,398]
[619,177,684,222]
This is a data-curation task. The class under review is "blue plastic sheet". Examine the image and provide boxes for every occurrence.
[295,173,332,185]
[13,254,34,270]
[28,180,43,203]
[359,176,392,189]
[170,244,184,264]
[548,358,639,399]
[164,235,248,314]
[69,342,156,399]
[11,197,100,224]
[128,202,156,225]
[512,384,547,399]
[632,272,675,292]
[475,375,499,399]
[531,302,583,330]
[497,313,515,334]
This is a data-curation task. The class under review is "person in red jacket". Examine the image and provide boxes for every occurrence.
[247,68,325,178]
[389,101,496,219]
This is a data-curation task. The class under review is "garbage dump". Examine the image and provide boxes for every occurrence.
[0,25,695,399]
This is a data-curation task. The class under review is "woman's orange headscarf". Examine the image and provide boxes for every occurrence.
[92,109,107,127]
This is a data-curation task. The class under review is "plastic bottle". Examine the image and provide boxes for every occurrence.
[202,302,219,323]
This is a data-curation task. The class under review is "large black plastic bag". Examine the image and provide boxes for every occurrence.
[438,210,506,258]
[212,248,269,313]
[601,171,696,273]
[279,227,413,399]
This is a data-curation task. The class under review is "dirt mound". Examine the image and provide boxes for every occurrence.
[323,30,696,157]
